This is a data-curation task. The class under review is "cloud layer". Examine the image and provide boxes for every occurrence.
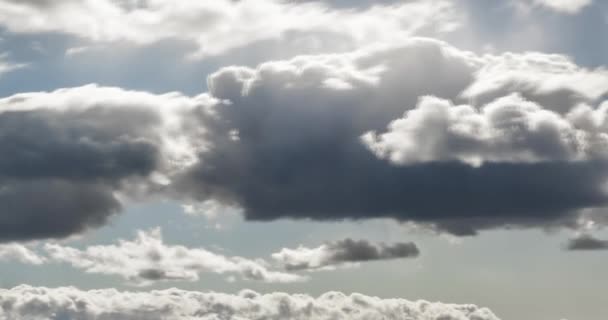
[0,0,459,57]
[272,239,419,271]
[0,285,501,320]
[2,38,608,241]
[45,228,303,285]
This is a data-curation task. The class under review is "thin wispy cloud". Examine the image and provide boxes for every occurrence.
[272,239,419,271]
[0,52,25,78]
[44,228,304,285]
[566,234,608,250]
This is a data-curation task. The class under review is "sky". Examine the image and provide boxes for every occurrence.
[0,0,607,319]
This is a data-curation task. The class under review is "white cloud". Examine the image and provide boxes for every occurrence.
[464,52,608,113]
[0,0,460,58]
[363,94,608,166]
[0,243,45,265]
[0,285,501,320]
[44,228,304,285]
[533,0,593,14]
[509,0,593,15]
[182,199,242,220]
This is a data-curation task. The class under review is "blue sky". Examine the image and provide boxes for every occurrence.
[0,1,607,320]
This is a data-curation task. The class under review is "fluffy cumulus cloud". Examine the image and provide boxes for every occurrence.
[0,0,459,57]
[272,239,419,271]
[177,37,608,235]
[0,243,45,265]
[362,94,608,166]
[463,52,608,113]
[3,37,608,241]
[44,228,303,285]
[0,285,501,320]
[566,234,608,250]
[0,85,208,242]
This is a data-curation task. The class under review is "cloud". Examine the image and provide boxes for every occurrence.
[362,94,608,166]
[0,285,501,320]
[532,0,593,14]
[272,239,419,271]
[0,243,45,265]
[566,234,608,250]
[463,52,608,113]
[508,0,593,15]
[44,228,304,285]
[3,38,608,241]
[0,52,25,78]
[0,0,459,57]
[0,84,205,242]
[177,38,608,235]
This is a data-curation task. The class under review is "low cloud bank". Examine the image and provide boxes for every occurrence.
[0,285,501,320]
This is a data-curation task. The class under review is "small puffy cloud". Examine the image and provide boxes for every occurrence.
[0,243,45,265]
[44,228,304,285]
[272,239,419,271]
[0,0,460,57]
[566,234,608,250]
[0,285,501,320]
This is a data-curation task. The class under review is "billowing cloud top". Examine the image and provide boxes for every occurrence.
[0,285,500,320]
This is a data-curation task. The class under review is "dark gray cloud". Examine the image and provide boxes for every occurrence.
[566,234,608,251]
[176,38,608,235]
[0,85,190,242]
[0,180,120,242]
[0,108,159,180]
[273,239,420,271]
